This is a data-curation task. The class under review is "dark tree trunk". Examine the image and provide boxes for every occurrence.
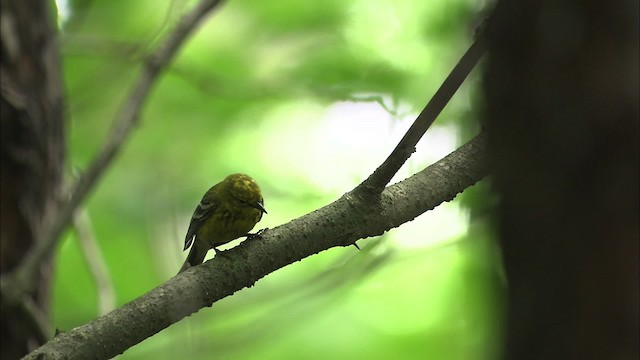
[1,0,65,358]
[484,1,639,359]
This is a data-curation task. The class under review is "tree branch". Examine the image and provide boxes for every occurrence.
[0,0,227,307]
[357,35,486,196]
[25,133,488,360]
[73,208,116,316]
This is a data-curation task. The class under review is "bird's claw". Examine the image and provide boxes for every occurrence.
[246,228,268,241]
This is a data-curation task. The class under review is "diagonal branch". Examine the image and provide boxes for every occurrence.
[357,34,487,196]
[0,0,227,306]
[25,133,488,360]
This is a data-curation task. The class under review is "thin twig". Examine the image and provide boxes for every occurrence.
[74,208,116,316]
[357,34,487,196]
[0,0,227,304]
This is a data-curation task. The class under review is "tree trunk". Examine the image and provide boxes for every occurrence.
[484,1,639,359]
[1,0,65,358]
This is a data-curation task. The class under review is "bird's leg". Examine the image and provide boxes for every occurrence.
[245,228,268,241]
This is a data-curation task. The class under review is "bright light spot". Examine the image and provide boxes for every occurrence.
[309,98,460,193]
[55,0,71,29]
[392,202,469,250]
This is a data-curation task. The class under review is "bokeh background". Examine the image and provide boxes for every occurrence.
[53,0,504,359]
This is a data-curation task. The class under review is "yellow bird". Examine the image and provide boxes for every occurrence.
[179,173,266,274]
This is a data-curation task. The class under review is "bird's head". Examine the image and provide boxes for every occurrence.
[223,173,267,214]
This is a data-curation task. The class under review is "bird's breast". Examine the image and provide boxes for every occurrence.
[196,205,262,247]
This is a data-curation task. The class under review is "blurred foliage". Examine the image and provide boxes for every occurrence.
[52,0,503,359]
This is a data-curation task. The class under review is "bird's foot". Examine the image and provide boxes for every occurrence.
[246,228,268,241]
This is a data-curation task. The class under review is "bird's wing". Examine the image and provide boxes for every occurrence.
[183,196,219,251]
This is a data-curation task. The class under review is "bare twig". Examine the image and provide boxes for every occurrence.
[0,0,227,306]
[74,208,116,316]
[356,35,487,196]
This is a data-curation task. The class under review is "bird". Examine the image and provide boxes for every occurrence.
[178,173,266,274]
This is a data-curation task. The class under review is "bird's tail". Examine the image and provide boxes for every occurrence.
[178,241,208,274]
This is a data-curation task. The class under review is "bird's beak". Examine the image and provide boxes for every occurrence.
[254,202,267,214]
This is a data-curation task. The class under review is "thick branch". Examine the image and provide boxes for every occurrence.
[25,133,488,360]
[357,35,486,196]
[0,0,226,306]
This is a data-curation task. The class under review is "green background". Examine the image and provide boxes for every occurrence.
[53,0,504,359]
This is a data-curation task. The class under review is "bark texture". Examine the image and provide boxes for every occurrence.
[1,0,65,357]
[484,1,639,359]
